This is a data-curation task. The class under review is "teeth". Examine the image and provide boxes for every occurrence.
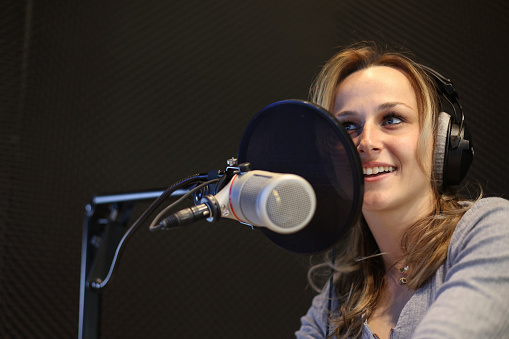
[363,166,395,175]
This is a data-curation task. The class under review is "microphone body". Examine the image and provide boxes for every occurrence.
[161,170,316,234]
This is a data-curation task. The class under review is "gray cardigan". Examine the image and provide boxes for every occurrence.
[296,198,509,338]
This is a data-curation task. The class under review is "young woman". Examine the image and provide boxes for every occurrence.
[295,44,509,338]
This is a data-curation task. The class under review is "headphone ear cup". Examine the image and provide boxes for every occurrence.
[435,112,451,191]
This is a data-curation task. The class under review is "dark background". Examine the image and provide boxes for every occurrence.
[1,1,508,338]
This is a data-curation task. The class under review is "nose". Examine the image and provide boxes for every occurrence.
[356,122,382,155]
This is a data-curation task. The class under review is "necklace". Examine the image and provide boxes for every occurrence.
[398,266,409,285]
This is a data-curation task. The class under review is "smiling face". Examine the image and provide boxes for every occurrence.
[334,66,434,214]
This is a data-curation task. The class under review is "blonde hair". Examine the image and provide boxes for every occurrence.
[310,43,436,179]
[307,43,478,338]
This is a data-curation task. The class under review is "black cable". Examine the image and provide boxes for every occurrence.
[149,178,220,231]
[89,173,209,290]
[325,247,336,338]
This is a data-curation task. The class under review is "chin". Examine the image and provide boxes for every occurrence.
[361,193,392,212]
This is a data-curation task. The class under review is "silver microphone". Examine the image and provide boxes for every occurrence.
[161,170,316,234]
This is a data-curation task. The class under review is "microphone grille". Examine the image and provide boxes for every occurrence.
[266,181,314,231]
[239,175,269,226]
[239,174,315,233]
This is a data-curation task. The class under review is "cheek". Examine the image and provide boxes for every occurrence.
[414,128,435,174]
[393,137,422,168]
[400,136,434,178]
[421,138,435,173]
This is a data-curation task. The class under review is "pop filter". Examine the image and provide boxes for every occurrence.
[238,100,363,254]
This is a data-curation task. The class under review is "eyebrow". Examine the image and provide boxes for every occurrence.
[335,102,414,117]
[378,102,414,111]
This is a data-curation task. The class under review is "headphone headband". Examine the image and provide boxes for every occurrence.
[420,64,473,190]
[419,64,466,148]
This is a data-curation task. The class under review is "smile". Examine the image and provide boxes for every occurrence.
[363,166,396,176]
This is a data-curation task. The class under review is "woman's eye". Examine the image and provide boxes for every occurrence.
[384,115,403,125]
[340,121,359,131]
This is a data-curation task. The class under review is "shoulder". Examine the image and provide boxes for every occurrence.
[413,197,509,337]
[462,196,509,214]
[448,197,509,267]
[452,197,509,237]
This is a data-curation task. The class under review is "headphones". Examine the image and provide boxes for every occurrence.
[420,65,474,191]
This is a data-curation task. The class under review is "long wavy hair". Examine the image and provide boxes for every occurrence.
[307,43,477,338]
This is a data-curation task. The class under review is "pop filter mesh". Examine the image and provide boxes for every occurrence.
[238,100,364,253]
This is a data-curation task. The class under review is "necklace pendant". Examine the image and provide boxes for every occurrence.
[398,265,409,285]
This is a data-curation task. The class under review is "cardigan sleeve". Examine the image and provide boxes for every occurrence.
[412,197,509,338]
[295,284,338,338]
